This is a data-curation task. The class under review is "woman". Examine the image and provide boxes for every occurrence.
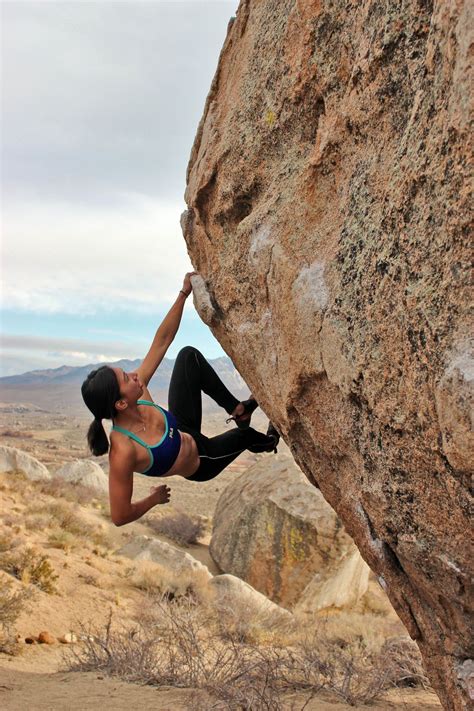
[81,272,279,526]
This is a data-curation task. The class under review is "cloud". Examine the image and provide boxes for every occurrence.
[2,193,193,314]
[1,333,145,362]
[1,1,236,373]
[2,0,237,202]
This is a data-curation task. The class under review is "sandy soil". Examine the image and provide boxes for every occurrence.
[0,667,442,710]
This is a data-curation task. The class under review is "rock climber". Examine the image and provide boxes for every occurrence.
[81,272,279,525]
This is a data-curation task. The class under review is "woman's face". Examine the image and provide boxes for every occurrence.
[111,367,143,403]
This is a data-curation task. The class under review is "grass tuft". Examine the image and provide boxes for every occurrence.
[0,546,59,594]
[0,575,34,655]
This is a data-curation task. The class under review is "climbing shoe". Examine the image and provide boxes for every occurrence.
[226,397,258,429]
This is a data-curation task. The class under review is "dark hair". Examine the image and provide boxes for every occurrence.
[81,365,121,456]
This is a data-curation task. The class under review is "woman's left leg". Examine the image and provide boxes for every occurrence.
[187,427,276,482]
[168,346,240,432]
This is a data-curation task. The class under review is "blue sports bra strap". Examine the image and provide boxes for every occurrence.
[111,425,150,448]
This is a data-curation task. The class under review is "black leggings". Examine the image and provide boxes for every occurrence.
[168,346,275,482]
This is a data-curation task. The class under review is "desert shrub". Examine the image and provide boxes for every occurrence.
[48,530,79,552]
[63,597,432,709]
[0,533,21,554]
[0,546,58,594]
[125,560,209,601]
[147,512,206,547]
[0,576,34,654]
[208,591,294,646]
[64,601,286,709]
[24,513,54,531]
[0,429,33,438]
[379,636,430,689]
[34,476,107,507]
[25,499,111,548]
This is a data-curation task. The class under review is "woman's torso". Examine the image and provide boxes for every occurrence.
[111,401,200,477]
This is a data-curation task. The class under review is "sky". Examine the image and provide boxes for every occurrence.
[1,0,237,376]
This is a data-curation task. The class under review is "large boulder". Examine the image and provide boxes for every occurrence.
[210,455,368,608]
[183,2,472,708]
[55,459,108,493]
[0,445,51,481]
[117,535,212,581]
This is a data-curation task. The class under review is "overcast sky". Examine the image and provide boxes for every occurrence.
[1,0,237,376]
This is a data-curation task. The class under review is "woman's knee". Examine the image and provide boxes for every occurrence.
[176,345,201,361]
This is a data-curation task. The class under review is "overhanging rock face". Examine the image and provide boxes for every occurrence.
[182,2,473,709]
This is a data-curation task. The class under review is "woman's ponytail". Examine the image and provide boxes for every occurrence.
[87,418,109,456]
[81,366,121,455]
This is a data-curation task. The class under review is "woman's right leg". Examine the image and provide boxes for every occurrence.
[168,346,240,431]
[187,426,277,482]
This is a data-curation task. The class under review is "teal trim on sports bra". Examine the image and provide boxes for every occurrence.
[112,400,169,474]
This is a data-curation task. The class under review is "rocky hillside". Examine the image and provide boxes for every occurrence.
[182,2,472,709]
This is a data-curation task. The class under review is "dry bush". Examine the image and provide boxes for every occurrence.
[25,499,112,548]
[125,560,210,601]
[48,530,79,552]
[207,591,294,646]
[147,512,206,547]
[64,597,432,709]
[0,429,33,438]
[64,600,286,709]
[0,576,34,654]
[379,636,430,689]
[0,546,58,594]
[34,476,107,507]
[24,513,54,531]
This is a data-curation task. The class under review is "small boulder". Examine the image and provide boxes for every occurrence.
[117,535,212,581]
[0,446,51,481]
[58,632,77,644]
[37,631,56,645]
[208,574,294,630]
[294,549,370,617]
[55,459,108,493]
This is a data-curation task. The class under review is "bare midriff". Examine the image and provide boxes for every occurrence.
[162,431,200,478]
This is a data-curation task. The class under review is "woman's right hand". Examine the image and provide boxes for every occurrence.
[150,484,171,505]
[181,271,198,296]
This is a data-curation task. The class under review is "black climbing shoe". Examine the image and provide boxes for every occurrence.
[226,397,258,430]
[247,423,280,454]
[266,422,280,453]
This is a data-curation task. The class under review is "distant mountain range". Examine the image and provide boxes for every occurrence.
[0,357,249,416]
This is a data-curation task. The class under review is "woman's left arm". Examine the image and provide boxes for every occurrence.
[137,272,197,386]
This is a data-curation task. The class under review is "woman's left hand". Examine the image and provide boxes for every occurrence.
[182,271,198,296]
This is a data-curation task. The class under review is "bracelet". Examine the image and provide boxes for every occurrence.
[180,289,190,297]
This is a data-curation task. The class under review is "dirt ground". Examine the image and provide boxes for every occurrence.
[0,667,442,711]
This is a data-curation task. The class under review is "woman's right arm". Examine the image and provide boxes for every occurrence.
[109,446,170,525]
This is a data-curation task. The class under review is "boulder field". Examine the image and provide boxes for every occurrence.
[182,2,473,709]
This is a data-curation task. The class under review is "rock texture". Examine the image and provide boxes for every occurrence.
[210,455,369,608]
[294,549,370,618]
[55,459,108,493]
[0,445,51,481]
[183,2,473,709]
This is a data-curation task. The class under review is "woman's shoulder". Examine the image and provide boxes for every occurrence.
[109,430,136,459]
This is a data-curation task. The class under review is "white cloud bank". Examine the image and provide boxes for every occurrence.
[2,193,192,314]
[0,333,147,376]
